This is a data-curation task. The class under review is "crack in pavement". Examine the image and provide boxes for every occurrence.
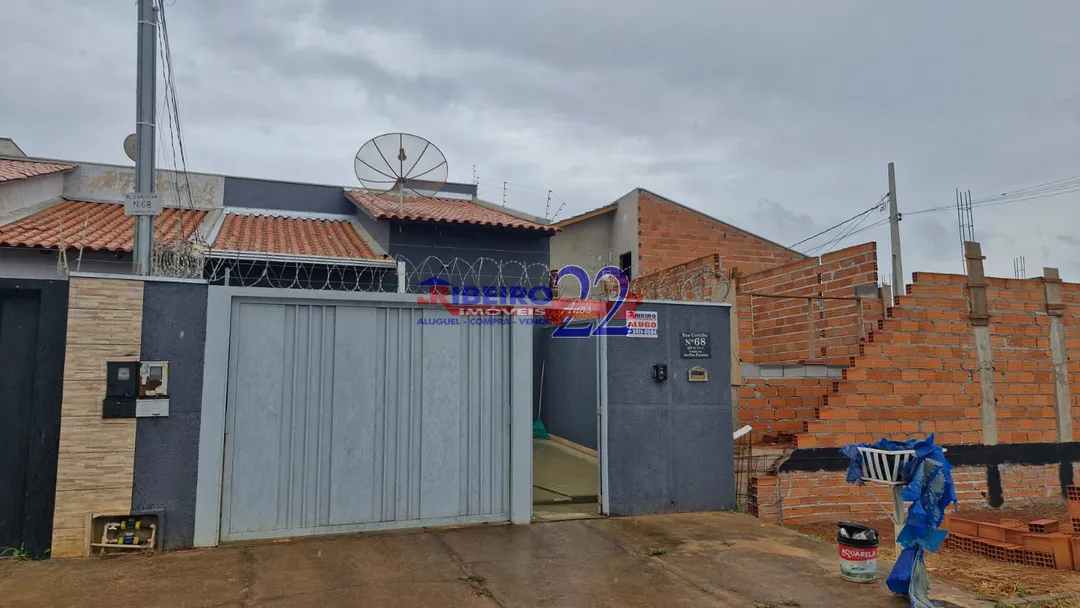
[431,533,505,607]
[577,520,751,606]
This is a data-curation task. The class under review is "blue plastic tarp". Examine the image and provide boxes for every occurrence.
[842,434,957,608]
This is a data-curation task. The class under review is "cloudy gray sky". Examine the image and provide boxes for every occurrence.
[3,0,1079,280]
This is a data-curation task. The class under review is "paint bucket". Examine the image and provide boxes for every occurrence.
[837,522,879,583]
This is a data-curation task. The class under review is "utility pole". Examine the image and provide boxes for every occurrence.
[133,0,158,275]
[888,162,904,296]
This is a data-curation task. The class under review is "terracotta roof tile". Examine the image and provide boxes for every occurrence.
[0,158,76,183]
[346,190,555,232]
[0,200,205,252]
[212,212,379,259]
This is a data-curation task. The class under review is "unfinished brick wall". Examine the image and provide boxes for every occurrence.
[753,464,1069,524]
[737,378,831,441]
[629,252,729,302]
[752,466,988,524]
[736,242,882,366]
[986,277,1058,442]
[795,270,1075,449]
[636,190,804,276]
[744,253,1080,525]
[1060,283,1080,439]
[999,464,1060,503]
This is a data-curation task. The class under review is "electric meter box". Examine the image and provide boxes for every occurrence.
[139,361,169,398]
[102,361,170,419]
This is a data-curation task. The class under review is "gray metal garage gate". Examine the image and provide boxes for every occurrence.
[213,297,513,542]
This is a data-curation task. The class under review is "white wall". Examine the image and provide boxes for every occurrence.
[63,162,224,209]
[0,173,65,218]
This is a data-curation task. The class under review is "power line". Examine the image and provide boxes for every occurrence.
[788,195,886,249]
[792,172,1080,254]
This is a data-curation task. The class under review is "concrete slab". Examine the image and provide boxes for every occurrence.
[533,438,599,519]
[0,513,988,608]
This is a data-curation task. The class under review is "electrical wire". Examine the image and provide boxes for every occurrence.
[788,195,887,250]
[792,172,1080,254]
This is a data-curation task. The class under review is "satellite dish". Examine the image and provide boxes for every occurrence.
[354,133,448,211]
[123,133,137,162]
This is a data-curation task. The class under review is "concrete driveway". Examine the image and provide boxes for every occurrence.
[0,513,984,608]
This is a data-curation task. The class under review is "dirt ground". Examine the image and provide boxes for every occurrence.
[0,512,989,608]
[790,503,1080,606]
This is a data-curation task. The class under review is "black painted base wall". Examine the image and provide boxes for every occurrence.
[605,303,734,515]
[781,441,1080,504]
[0,279,67,558]
[132,281,208,551]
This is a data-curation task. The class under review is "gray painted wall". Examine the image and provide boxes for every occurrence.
[0,173,64,216]
[0,248,133,281]
[604,302,734,516]
[549,212,614,271]
[610,190,639,279]
[222,176,355,215]
[390,222,551,291]
[132,280,208,550]
[533,324,598,450]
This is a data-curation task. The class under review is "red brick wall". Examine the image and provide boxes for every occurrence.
[737,242,882,365]
[751,464,1065,524]
[737,378,831,441]
[986,277,1058,442]
[630,253,728,302]
[751,467,988,523]
[999,464,1060,503]
[636,190,804,277]
[795,271,1075,449]
[1060,282,1080,440]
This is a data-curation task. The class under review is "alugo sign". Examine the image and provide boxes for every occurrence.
[124,192,162,216]
[417,265,643,338]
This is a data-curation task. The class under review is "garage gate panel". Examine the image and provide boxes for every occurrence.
[221,301,510,541]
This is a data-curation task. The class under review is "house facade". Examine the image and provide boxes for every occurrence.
[0,146,555,290]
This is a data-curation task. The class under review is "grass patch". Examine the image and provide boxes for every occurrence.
[646,547,667,556]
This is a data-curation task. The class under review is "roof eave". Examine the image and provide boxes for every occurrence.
[203,248,397,268]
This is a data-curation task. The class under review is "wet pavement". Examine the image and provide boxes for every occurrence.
[0,513,988,607]
[532,438,599,520]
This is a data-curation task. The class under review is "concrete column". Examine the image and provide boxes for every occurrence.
[510,316,534,524]
[722,270,742,429]
[1043,267,1073,442]
[965,242,997,445]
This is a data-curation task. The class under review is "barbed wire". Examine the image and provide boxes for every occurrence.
[182,250,734,302]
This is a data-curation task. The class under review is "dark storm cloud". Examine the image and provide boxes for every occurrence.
[3,0,1080,279]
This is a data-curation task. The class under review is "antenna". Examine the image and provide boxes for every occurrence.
[354,133,448,212]
[123,133,137,162]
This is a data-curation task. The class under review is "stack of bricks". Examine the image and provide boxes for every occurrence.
[943,512,1079,570]
[1069,485,1080,535]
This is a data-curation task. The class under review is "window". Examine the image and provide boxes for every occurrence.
[619,251,632,280]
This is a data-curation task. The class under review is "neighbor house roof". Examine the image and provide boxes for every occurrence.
[211,211,379,259]
[346,190,556,233]
[0,158,76,184]
[552,202,617,228]
[0,200,205,252]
